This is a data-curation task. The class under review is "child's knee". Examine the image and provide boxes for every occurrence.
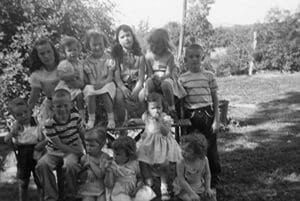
[160,81,172,92]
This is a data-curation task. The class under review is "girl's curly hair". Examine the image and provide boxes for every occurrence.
[112,136,137,161]
[29,36,60,73]
[85,126,107,146]
[181,132,208,159]
[111,24,142,62]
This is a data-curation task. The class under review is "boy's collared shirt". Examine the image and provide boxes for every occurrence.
[44,111,84,156]
[179,70,218,110]
[12,117,40,145]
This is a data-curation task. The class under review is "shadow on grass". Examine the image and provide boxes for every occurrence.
[239,91,300,130]
[218,131,300,201]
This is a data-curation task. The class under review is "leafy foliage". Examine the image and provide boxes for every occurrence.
[0,0,116,122]
[212,8,300,76]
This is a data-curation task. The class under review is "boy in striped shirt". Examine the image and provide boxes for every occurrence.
[178,44,221,188]
[35,89,84,201]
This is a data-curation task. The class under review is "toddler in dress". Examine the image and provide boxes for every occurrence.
[136,92,182,200]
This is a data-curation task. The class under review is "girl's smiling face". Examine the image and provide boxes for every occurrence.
[118,30,133,50]
[89,36,105,58]
[65,43,79,62]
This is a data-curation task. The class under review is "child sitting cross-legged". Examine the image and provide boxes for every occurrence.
[35,88,85,201]
[4,97,44,201]
[79,126,111,201]
[173,133,217,201]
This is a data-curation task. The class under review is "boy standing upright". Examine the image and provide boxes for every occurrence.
[179,44,221,188]
[35,89,84,201]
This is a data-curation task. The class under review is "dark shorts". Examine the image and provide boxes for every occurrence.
[16,144,37,181]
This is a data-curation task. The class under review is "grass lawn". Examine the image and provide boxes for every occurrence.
[217,72,300,201]
[0,72,299,201]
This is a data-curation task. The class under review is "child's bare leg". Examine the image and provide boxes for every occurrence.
[160,163,171,200]
[102,93,115,128]
[87,96,96,129]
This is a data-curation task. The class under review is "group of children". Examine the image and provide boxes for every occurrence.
[4,24,221,201]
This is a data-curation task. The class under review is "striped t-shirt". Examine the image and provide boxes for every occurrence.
[44,112,84,156]
[178,70,218,109]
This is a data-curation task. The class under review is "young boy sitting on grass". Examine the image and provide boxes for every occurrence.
[35,88,85,201]
[178,44,221,189]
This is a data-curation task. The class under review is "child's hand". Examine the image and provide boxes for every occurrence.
[163,115,174,125]
[121,87,131,99]
[87,169,95,182]
[212,120,220,134]
[206,188,216,198]
[106,59,116,71]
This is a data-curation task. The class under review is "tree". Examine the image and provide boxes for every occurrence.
[185,0,215,55]
[164,22,181,49]
[0,0,116,122]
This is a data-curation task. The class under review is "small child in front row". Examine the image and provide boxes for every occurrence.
[35,89,85,201]
[56,36,86,121]
[173,133,217,201]
[136,92,182,200]
[105,136,155,201]
[178,44,221,188]
[144,28,186,119]
[79,127,111,201]
[83,29,116,129]
[4,98,44,201]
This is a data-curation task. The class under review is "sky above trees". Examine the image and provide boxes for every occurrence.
[113,0,300,28]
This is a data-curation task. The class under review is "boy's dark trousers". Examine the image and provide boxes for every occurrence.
[184,105,221,187]
[16,144,41,201]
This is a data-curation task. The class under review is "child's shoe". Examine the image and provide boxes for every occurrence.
[161,185,170,200]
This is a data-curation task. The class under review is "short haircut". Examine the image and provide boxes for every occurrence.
[7,97,28,114]
[85,126,107,146]
[60,36,81,52]
[112,136,137,161]
[146,92,163,105]
[185,44,204,54]
[185,44,205,61]
[181,131,207,159]
[84,29,109,50]
[52,88,71,101]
